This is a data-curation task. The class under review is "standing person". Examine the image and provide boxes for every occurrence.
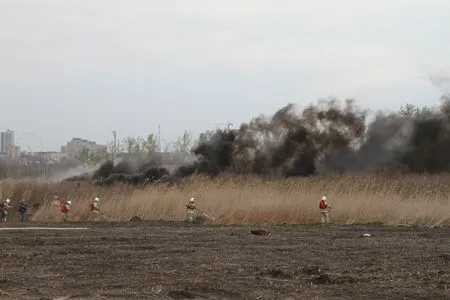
[89,197,101,221]
[0,199,12,222]
[52,195,60,207]
[18,201,29,222]
[319,196,332,224]
[186,197,197,223]
[60,200,71,222]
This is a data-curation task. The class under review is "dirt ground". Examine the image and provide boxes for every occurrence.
[0,221,449,300]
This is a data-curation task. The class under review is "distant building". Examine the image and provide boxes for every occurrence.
[61,138,107,158]
[34,151,67,163]
[0,129,14,156]
[10,145,20,160]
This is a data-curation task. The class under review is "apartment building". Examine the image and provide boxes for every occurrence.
[0,129,14,156]
[61,137,107,158]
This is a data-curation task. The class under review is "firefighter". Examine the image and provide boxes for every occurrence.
[186,197,197,223]
[319,196,332,224]
[0,198,12,222]
[52,195,60,207]
[60,200,71,222]
[89,197,101,221]
[18,201,29,222]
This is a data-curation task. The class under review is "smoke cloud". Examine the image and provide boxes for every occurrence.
[65,96,450,186]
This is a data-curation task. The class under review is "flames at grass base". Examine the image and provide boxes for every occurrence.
[65,97,450,187]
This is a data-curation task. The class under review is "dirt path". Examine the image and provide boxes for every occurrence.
[0,221,449,299]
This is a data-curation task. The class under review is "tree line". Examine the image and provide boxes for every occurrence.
[75,129,220,165]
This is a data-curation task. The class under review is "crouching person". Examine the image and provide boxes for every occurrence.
[186,198,197,223]
[89,197,101,221]
[18,201,29,222]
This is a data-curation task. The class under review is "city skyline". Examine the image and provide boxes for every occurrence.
[1,1,450,151]
[0,128,108,154]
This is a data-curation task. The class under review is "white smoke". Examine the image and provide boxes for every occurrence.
[49,164,99,182]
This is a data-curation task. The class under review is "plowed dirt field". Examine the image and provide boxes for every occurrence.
[0,221,449,299]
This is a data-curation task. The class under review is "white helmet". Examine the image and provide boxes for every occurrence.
[189,197,195,203]
[67,200,72,205]
[321,196,327,201]
[5,199,11,204]
[94,197,100,202]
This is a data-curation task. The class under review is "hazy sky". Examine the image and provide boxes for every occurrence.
[1,1,450,151]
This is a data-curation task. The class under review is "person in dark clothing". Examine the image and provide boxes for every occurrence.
[18,201,29,222]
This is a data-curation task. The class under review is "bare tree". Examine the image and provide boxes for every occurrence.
[142,133,158,153]
[174,130,194,153]
[107,139,125,158]
[123,136,145,154]
[399,104,434,120]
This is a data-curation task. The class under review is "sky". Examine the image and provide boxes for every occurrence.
[1,0,450,152]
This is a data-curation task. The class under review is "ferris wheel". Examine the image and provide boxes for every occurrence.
[15,132,44,154]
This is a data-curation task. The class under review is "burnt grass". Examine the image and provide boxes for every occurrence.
[0,221,449,300]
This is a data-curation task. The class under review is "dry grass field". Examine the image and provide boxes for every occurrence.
[0,173,449,226]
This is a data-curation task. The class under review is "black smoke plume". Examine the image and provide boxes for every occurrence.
[64,96,450,186]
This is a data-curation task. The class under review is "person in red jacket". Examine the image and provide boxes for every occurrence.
[89,197,100,221]
[60,200,71,222]
[319,196,332,224]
